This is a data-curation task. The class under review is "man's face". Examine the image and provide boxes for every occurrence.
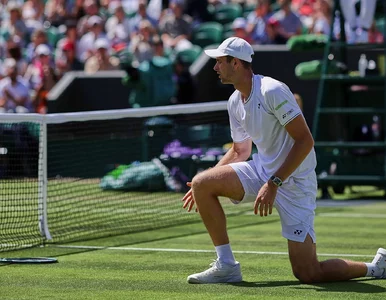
[213,56,234,84]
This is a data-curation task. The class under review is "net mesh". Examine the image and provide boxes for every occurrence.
[0,102,250,251]
[0,122,43,250]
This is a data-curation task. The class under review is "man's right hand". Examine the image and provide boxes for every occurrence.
[182,182,198,212]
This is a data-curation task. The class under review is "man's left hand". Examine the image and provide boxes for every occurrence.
[254,182,278,216]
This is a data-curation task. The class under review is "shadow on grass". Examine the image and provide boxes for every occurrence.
[231,278,385,293]
[230,280,301,288]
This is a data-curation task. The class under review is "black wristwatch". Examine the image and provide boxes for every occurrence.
[270,175,283,187]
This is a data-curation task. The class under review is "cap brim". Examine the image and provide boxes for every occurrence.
[204,49,227,59]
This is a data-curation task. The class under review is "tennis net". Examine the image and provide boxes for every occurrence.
[0,101,248,251]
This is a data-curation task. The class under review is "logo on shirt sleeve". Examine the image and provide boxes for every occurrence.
[282,109,294,119]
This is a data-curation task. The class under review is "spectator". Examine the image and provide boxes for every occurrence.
[246,0,271,44]
[2,2,28,43]
[231,18,253,44]
[309,0,333,36]
[55,40,84,79]
[129,0,158,35]
[129,20,157,64]
[159,0,193,51]
[23,0,45,22]
[340,0,377,43]
[84,38,120,74]
[105,3,132,47]
[24,44,57,113]
[5,36,28,76]
[44,0,73,27]
[266,0,303,44]
[0,58,33,113]
[77,0,101,37]
[77,15,107,62]
[25,29,50,63]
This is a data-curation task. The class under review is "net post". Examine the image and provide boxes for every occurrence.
[38,121,52,240]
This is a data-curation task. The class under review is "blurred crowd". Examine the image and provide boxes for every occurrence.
[0,0,384,114]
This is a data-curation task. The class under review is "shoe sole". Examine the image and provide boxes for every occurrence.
[187,275,242,284]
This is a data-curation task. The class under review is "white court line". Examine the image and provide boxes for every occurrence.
[53,245,374,258]
[317,213,386,218]
[242,212,385,218]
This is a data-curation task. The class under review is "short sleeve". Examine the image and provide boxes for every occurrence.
[264,83,301,127]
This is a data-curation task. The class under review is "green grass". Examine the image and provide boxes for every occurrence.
[1,200,386,300]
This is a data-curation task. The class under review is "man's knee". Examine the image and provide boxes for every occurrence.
[292,264,322,284]
[191,171,214,195]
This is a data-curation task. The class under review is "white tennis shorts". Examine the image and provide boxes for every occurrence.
[229,160,318,243]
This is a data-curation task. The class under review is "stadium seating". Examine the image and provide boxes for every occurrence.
[176,45,203,67]
[192,22,223,48]
[213,3,242,25]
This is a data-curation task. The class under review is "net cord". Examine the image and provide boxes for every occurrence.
[0,101,228,124]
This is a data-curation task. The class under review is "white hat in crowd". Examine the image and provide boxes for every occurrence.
[88,15,103,27]
[232,17,247,30]
[35,44,51,56]
[94,38,109,50]
[204,37,254,63]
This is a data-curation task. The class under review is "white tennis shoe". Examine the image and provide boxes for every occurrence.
[187,259,242,284]
[372,248,386,278]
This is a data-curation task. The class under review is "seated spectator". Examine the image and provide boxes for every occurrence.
[55,40,84,79]
[129,20,157,64]
[159,0,193,51]
[266,0,303,44]
[77,15,108,63]
[84,38,120,74]
[23,0,45,22]
[44,0,73,27]
[308,0,332,36]
[77,0,102,38]
[2,2,28,44]
[105,3,132,47]
[5,35,28,76]
[25,29,50,63]
[246,0,271,44]
[24,44,57,113]
[0,58,33,113]
[231,18,253,44]
[129,0,158,35]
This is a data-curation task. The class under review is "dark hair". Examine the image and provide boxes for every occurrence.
[225,55,252,69]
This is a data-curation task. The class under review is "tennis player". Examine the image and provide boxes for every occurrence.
[182,37,386,284]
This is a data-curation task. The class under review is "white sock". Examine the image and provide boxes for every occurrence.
[365,263,383,277]
[215,244,236,265]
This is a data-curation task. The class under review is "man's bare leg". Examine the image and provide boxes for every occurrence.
[191,165,245,246]
[288,234,381,283]
[186,166,245,283]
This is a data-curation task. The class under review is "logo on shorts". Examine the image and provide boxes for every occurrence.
[294,229,303,235]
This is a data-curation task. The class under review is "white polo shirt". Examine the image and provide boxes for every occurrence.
[228,74,317,183]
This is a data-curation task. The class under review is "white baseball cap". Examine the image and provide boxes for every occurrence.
[88,15,103,27]
[35,44,51,56]
[94,38,109,50]
[232,17,246,30]
[204,37,254,63]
